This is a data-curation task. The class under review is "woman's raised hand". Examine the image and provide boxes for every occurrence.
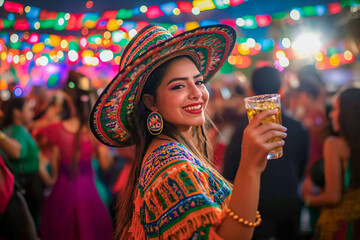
[239,109,287,174]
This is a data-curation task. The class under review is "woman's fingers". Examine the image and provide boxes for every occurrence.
[263,139,285,153]
[255,122,287,135]
[260,129,287,143]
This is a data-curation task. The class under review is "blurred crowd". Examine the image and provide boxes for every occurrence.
[0,64,359,240]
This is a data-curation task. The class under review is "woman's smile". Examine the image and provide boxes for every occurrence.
[182,102,203,114]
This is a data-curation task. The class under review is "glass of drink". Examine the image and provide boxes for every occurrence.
[244,94,283,160]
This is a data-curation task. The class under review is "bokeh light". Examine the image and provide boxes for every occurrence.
[0,90,11,101]
[86,1,93,9]
[192,7,200,15]
[173,8,181,15]
[344,50,353,61]
[292,33,321,58]
[140,5,148,13]
[280,38,291,48]
[68,50,79,62]
[236,18,245,27]
[14,86,23,97]
[290,9,301,20]
[99,50,114,62]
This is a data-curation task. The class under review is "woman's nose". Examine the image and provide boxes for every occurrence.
[189,84,202,99]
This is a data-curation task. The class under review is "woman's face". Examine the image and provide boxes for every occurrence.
[329,96,340,132]
[19,100,35,127]
[154,57,209,132]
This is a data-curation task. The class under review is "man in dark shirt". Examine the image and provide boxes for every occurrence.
[223,66,310,240]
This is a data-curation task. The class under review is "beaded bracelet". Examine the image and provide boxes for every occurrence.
[225,207,262,227]
[0,131,6,141]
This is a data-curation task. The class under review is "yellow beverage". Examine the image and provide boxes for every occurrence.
[244,94,283,159]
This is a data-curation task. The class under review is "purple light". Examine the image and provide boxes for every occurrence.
[45,64,59,74]
[13,86,23,97]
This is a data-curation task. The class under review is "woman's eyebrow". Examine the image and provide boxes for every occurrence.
[167,74,203,86]
[166,77,188,85]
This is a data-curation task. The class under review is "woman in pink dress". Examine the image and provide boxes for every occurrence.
[36,71,113,240]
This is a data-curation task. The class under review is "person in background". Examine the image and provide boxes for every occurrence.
[90,25,287,239]
[211,84,247,172]
[290,80,329,171]
[0,154,38,240]
[303,87,360,239]
[31,90,72,187]
[35,71,112,240]
[0,97,44,232]
[0,97,37,239]
[98,145,136,227]
[290,77,330,236]
[28,85,52,121]
[223,66,309,239]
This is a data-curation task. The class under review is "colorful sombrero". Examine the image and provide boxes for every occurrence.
[90,24,236,147]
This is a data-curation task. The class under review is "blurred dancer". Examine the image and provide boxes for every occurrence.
[36,71,112,240]
[0,97,43,231]
[303,87,360,239]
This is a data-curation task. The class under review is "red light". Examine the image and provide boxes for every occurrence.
[101,10,117,19]
[14,19,29,30]
[28,33,40,44]
[39,10,58,20]
[66,13,84,31]
[145,6,164,19]
[219,19,237,29]
[137,21,150,31]
[177,1,193,13]
[81,28,89,36]
[229,0,244,6]
[4,1,24,14]
[255,15,271,27]
[86,1,93,9]
[328,2,342,14]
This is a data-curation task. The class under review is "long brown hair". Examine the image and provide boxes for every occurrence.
[63,71,92,180]
[0,97,27,129]
[338,87,360,189]
[115,56,225,238]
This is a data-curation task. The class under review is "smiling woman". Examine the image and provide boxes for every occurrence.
[90,24,287,240]
[142,57,209,133]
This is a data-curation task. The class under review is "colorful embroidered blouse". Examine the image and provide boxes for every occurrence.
[129,142,232,239]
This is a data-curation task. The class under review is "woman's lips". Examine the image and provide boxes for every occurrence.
[182,103,203,114]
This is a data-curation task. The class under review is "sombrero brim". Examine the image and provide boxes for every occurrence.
[90,24,236,147]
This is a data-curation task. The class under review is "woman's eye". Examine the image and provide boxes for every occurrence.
[170,84,184,90]
[195,80,204,85]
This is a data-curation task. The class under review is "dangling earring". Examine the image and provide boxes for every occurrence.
[147,111,163,135]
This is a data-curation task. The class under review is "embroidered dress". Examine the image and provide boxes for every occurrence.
[129,142,232,239]
[315,158,360,240]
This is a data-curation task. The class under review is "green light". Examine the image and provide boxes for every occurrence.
[272,12,287,20]
[116,9,133,19]
[47,74,60,88]
[119,38,128,47]
[39,19,56,29]
[213,0,229,9]
[68,81,75,89]
[302,6,316,17]
[69,41,79,51]
[242,15,257,29]
[327,47,338,57]
[54,12,67,31]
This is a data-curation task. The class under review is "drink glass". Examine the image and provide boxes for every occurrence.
[244,94,283,160]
